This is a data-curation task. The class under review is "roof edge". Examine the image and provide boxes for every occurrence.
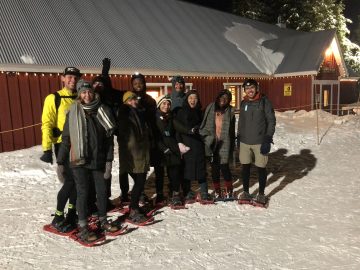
[274,71,318,77]
[0,64,270,78]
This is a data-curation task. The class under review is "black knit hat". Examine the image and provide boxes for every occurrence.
[242,78,258,89]
[171,75,185,86]
[131,73,146,84]
[63,67,81,77]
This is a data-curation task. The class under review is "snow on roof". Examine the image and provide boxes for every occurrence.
[0,0,342,76]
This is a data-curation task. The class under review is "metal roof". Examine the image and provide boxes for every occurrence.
[0,0,343,76]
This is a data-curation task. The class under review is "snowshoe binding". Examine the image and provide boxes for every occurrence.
[70,226,105,247]
[126,208,154,226]
[252,194,269,208]
[169,192,185,210]
[184,190,197,204]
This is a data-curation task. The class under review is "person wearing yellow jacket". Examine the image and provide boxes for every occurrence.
[40,67,82,232]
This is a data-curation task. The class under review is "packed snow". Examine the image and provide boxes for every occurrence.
[0,110,359,270]
[224,23,284,75]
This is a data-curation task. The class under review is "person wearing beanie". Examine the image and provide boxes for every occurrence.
[116,91,152,224]
[237,79,276,207]
[200,89,236,201]
[117,73,158,206]
[56,78,119,243]
[176,90,213,204]
[91,59,122,212]
[41,67,81,233]
[154,95,188,208]
[170,75,186,114]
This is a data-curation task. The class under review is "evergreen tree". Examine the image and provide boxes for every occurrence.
[232,0,360,73]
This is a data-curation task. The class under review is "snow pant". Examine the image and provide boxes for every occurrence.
[54,143,76,213]
[129,173,146,210]
[211,152,232,190]
[241,164,267,195]
[119,173,129,198]
[73,168,107,227]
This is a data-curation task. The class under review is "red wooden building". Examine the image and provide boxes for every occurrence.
[0,0,359,152]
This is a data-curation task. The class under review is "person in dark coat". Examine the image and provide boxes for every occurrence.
[57,80,119,243]
[176,90,212,203]
[200,90,236,201]
[237,79,276,206]
[116,91,151,223]
[170,75,187,115]
[154,95,188,207]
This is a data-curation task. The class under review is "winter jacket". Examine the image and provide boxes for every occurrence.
[41,87,77,151]
[237,95,276,145]
[155,111,183,167]
[116,104,150,174]
[200,103,235,164]
[57,107,114,170]
[176,105,206,181]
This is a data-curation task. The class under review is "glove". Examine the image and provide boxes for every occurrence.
[56,164,65,183]
[40,150,53,164]
[102,58,111,76]
[104,161,112,179]
[188,126,199,135]
[178,143,190,154]
[260,135,273,155]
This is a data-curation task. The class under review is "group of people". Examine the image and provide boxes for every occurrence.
[40,58,276,243]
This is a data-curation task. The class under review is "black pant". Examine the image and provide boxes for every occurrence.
[211,153,232,183]
[154,165,165,195]
[129,173,147,210]
[54,143,76,212]
[242,164,267,195]
[119,173,129,198]
[73,168,107,224]
[167,165,181,194]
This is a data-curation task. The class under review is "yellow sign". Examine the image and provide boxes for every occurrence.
[284,83,292,96]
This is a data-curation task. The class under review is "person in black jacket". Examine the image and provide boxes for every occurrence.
[57,80,119,243]
[155,95,187,208]
[237,79,276,206]
[176,90,213,203]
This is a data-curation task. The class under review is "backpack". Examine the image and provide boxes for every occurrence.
[52,92,77,137]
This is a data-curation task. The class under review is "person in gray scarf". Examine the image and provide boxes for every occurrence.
[57,79,120,244]
[200,89,236,201]
[170,75,186,115]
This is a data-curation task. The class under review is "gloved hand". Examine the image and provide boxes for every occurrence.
[40,150,53,164]
[104,161,112,179]
[56,164,65,183]
[188,126,199,135]
[260,135,273,155]
[102,58,111,76]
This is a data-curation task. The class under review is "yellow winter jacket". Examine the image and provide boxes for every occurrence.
[41,87,77,151]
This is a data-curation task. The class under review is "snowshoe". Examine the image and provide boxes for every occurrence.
[43,223,77,236]
[44,214,77,235]
[184,190,197,204]
[238,192,254,205]
[126,209,154,226]
[69,226,105,247]
[252,194,269,208]
[196,192,215,205]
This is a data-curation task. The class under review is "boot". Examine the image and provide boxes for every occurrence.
[77,226,99,243]
[51,212,65,231]
[62,209,78,232]
[238,191,254,205]
[184,190,196,204]
[198,182,214,204]
[213,188,223,202]
[128,208,149,224]
[169,192,183,208]
[254,194,267,205]
[100,218,120,233]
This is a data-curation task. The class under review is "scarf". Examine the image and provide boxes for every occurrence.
[68,95,116,165]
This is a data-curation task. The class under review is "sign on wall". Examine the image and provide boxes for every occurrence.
[284,83,292,96]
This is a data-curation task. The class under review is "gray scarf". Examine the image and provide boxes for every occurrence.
[68,95,116,165]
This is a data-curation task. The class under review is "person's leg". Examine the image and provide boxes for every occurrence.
[168,165,181,193]
[211,154,221,197]
[220,163,233,198]
[72,167,90,228]
[91,170,107,221]
[129,173,146,210]
[257,167,267,195]
[155,165,164,197]
[119,173,130,201]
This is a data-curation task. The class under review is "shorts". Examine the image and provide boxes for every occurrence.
[239,142,268,168]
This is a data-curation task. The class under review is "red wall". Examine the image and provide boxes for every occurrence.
[0,72,319,152]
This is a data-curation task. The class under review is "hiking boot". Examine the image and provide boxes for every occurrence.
[169,192,183,207]
[213,188,223,201]
[51,214,65,231]
[254,194,267,205]
[101,219,120,233]
[197,192,214,204]
[184,190,196,203]
[77,226,99,243]
[239,191,253,201]
[128,208,149,224]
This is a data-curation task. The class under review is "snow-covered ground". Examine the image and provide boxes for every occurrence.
[0,110,359,270]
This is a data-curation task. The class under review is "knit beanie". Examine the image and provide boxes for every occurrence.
[123,91,138,104]
[76,79,93,96]
[156,94,172,108]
